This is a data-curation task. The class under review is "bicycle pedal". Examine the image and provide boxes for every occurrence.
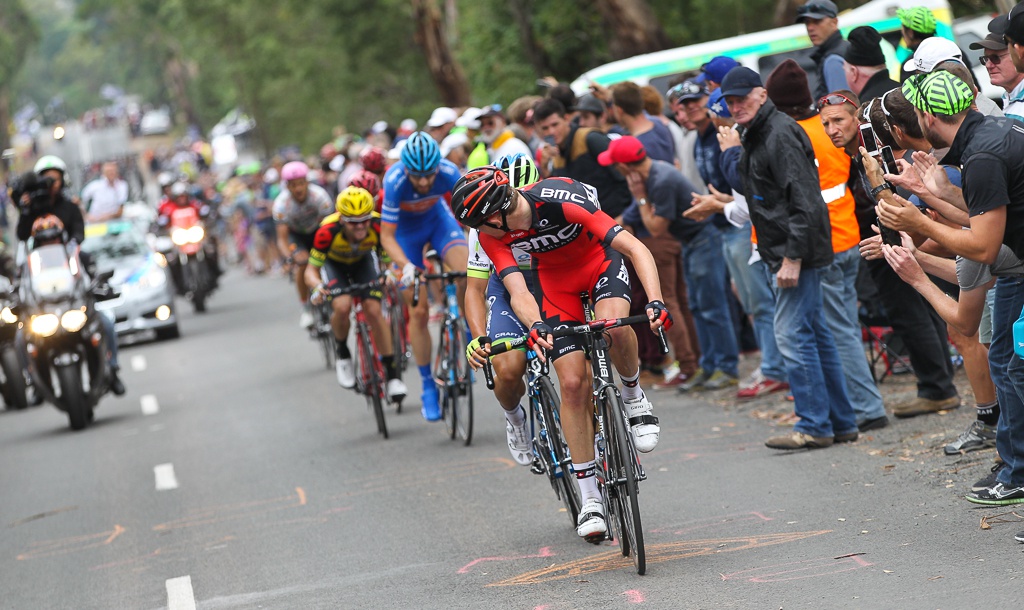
[583,532,605,545]
[530,460,545,476]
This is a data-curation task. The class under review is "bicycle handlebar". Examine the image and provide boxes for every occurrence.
[552,314,669,353]
[411,271,467,307]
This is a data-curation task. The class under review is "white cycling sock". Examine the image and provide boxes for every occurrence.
[573,461,601,502]
[504,404,526,427]
[620,368,642,401]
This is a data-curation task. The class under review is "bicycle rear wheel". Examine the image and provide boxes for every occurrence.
[601,386,644,575]
[537,376,579,526]
[452,319,473,445]
[357,324,388,439]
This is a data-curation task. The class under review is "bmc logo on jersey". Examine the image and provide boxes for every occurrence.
[540,187,586,204]
[514,224,582,253]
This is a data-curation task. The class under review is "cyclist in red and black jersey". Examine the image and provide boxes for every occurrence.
[452,167,672,543]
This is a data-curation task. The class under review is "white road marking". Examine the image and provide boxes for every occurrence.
[148,424,165,432]
[130,355,147,372]
[166,575,197,610]
[140,394,159,415]
[154,463,178,491]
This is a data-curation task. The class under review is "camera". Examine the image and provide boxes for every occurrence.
[9,171,54,214]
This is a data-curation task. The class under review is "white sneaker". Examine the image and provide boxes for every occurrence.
[386,378,407,403]
[505,409,532,466]
[576,498,607,543]
[335,358,355,388]
[624,391,660,453]
[299,311,314,328]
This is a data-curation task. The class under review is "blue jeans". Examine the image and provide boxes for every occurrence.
[683,224,739,377]
[819,248,886,423]
[768,265,857,438]
[991,277,1024,486]
[747,258,786,382]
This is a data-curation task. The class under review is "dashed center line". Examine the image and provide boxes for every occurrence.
[166,575,197,610]
[130,355,147,372]
[140,394,159,415]
[154,464,179,491]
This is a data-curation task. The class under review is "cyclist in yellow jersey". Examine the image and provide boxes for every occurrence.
[306,187,407,402]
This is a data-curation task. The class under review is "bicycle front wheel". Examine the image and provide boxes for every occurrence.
[358,323,388,439]
[536,376,579,526]
[452,319,473,445]
[316,304,336,369]
[600,386,644,575]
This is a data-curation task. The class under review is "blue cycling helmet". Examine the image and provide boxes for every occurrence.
[495,153,539,189]
[400,131,441,175]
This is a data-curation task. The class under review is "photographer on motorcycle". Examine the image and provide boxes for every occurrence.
[14,157,125,396]
[157,181,217,295]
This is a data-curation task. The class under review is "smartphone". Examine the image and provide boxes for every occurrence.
[879,218,902,247]
[880,146,899,176]
[543,135,556,147]
[859,123,880,156]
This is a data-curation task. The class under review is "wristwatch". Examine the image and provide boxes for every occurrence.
[870,183,892,199]
[638,198,648,206]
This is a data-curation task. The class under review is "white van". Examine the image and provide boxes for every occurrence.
[571,0,962,99]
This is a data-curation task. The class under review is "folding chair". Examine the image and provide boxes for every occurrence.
[859,313,914,384]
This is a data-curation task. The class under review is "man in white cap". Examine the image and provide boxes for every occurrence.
[477,104,531,162]
[905,36,1001,116]
[425,107,457,142]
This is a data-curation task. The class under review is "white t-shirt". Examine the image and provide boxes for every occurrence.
[81,178,128,218]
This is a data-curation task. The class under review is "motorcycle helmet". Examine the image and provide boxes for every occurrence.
[34,155,67,176]
[170,182,189,198]
[31,214,66,246]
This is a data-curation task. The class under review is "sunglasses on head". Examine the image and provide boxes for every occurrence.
[667,81,703,102]
[817,93,857,109]
[878,90,894,132]
[796,3,833,17]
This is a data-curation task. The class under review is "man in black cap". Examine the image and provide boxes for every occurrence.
[972,17,1024,123]
[795,0,850,100]
[843,26,899,101]
[574,94,609,132]
[720,65,858,450]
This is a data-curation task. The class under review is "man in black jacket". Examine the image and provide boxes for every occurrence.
[534,98,631,219]
[796,0,850,100]
[723,66,858,450]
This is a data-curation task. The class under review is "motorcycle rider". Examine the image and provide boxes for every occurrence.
[26,211,125,396]
[158,181,219,294]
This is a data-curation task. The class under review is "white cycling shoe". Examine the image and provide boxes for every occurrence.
[335,358,356,388]
[386,378,407,403]
[576,498,607,543]
[299,310,314,329]
[624,391,660,453]
[505,409,532,466]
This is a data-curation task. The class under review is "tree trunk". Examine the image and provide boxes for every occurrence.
[594,0,671,59]
[411,0,471,107]
[509,0,552,78]
[773,0,798,28]
[0,86,10,159]
[163,56,202,131]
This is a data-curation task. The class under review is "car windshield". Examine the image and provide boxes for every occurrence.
[81,225,149,266]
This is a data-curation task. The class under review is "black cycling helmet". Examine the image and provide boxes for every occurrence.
[451,166,514,230]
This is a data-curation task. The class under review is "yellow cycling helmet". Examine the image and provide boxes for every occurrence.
[336,186,375,221]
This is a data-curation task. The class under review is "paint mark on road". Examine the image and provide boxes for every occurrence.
[130,355,147,372]
[721,554,873,583]
[152,487,306,532]
[458,547,555,574]
[331,458,514,500]
[16,524,124,560]
[155,464,178,490]
[140,394,159,415]
[648,511,773,536]
[8,505,78,528]
[166,575,197,610]
[623,590,645,603]
[489,530,831,586]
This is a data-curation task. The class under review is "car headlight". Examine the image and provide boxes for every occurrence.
[187,225,204,243]
[171,228,190,246]
[61,309,88,332]
[0,307,17,324]
[30,313,60,337]
[137,267,167,289]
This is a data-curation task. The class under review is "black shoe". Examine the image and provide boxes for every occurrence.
[110,374,126,396]
[966,482,1024,505]
[973,462,1006,493]
[858,416,889,432]
[1016,531,1024,543]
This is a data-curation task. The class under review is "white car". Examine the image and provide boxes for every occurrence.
[139,109,172,136]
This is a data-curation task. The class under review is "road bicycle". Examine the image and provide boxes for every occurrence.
[309,299,336,370]
[414,271,473,445]
[550,295,667,575]
[381,278,410,412]
[484,338,581,527]
[323,280,390,439]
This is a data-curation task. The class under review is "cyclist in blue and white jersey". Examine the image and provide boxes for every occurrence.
[379,131,469,421]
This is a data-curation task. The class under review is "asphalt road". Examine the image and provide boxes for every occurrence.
[1,269,1022,610]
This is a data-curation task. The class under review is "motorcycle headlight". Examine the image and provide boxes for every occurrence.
[61,309,88,332]
[171,228,190,246]
[187,226,205,243]
[30,313,60,337]
[0,307,17,324]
